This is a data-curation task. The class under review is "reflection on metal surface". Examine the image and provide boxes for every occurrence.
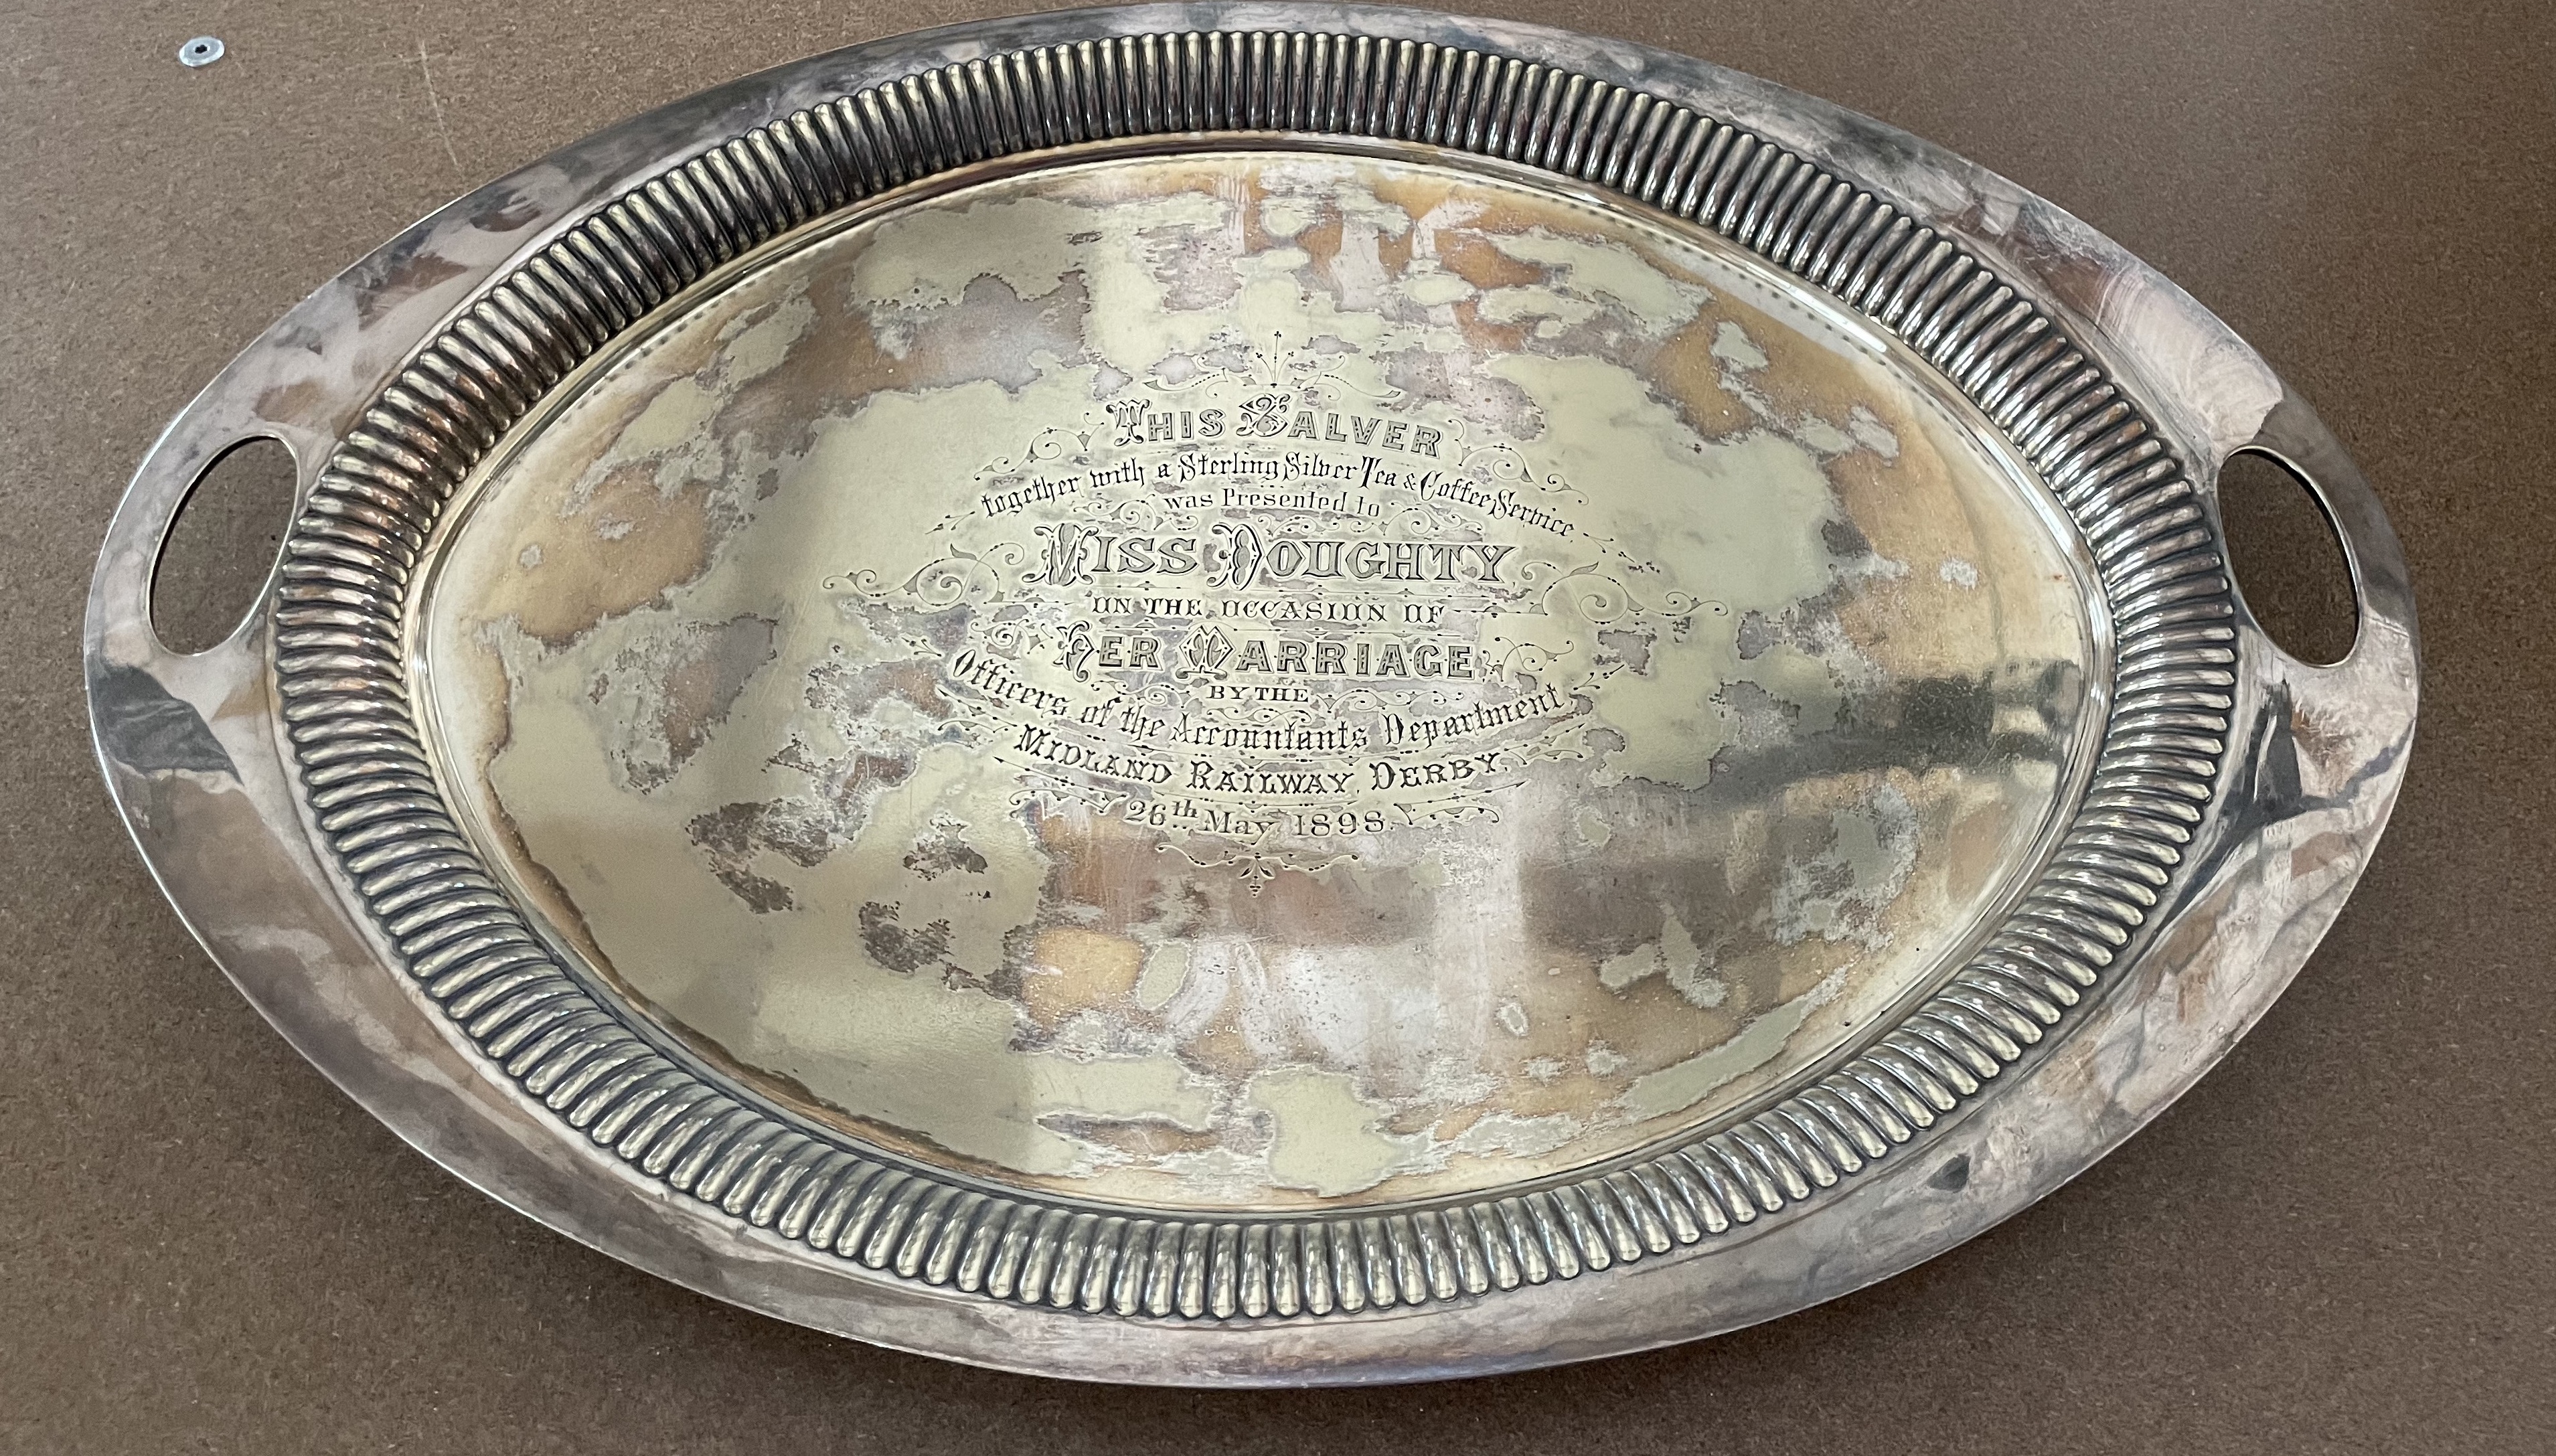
[87,5,2417,1382]
[423,147,2094,1210]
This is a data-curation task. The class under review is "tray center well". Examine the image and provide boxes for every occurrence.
[418,147,2098,1212]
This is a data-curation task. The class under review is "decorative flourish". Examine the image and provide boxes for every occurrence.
[272,28,2231,1325]
[1533,562,1640,625]
[902,546,1021,610]
[1156,839,1352,890]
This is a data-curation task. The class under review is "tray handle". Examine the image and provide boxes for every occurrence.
[84,345,348,799]
[86,361,337,685]
[2223,393,2420,684]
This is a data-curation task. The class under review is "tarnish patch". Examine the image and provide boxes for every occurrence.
[1247,1067,1423,1198]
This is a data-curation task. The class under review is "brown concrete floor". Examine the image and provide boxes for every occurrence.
[5,2,2552,1451]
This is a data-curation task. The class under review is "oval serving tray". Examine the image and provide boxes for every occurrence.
[88,4,2417,1385]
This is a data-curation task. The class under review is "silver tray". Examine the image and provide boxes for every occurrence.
[86,4,2418,1385]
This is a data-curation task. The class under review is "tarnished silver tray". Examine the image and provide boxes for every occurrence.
[87,5,2417,1384]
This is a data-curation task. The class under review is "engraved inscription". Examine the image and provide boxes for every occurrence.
[840,370,1664,858]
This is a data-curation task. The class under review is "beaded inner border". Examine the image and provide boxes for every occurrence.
[274,30,2234,1323]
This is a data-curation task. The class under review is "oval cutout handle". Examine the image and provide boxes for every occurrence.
[2217,447,2359,667]
[149,434,301,656]
[2224,395,2419,680]
[86,359,333,690]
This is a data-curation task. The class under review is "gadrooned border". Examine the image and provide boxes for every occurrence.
[274,29,2233,1323]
